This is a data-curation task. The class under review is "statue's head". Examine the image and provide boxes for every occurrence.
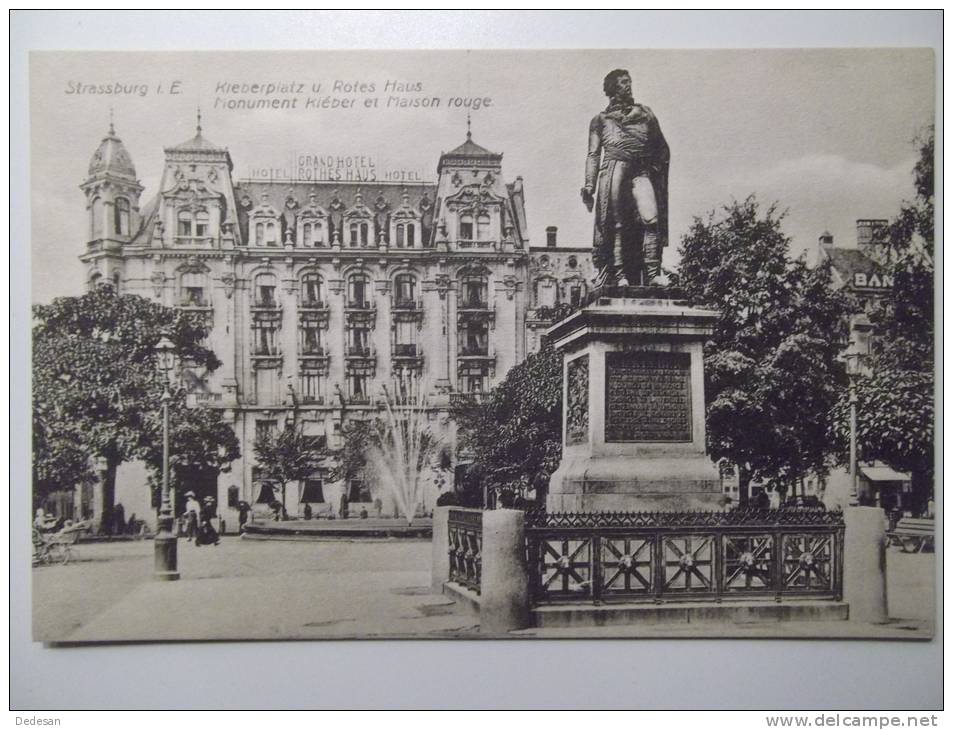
[603,69,632,98]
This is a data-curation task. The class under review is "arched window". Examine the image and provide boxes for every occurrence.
[394,274,416,308]
[395,224,405,248]
[181,271,207,306]
[348,272,370,308]
[114,198,130,236]
[112,271,121,292]
[88,272,102,291]
[476,213,491,240]
[302,223,313,248]
[255,222,265,245]
[255,272,278,307]
[459,214,474,241]
[195,210,209,238]
[177,210,192,237]
[405,223,415,247]
[301,273,323,307]
[90,197,103,239]
[460,271,488,309]
[265,221,278,246]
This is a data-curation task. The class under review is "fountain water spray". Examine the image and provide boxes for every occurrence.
[368,369,441,525]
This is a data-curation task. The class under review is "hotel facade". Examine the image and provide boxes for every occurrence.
[76,119,594,524]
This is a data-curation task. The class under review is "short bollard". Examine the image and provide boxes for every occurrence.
[844,506,887,623]
[480,509,530,633]
[431,506,452,593]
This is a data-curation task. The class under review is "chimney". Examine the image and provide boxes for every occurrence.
[817,231,834,261]
[546,226,557,248]
[856,219,888,254]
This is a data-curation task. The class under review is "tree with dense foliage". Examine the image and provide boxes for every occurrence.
[830,127,935,512]
[32,286,238,530]
[452,340,564,505]
[252,423,328,513]
[671,197,854,505]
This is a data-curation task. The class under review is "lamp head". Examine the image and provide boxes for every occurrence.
[155,335,176,374]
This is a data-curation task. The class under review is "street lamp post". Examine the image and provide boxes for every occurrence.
[845,324,871,507]
[154,336,179,581]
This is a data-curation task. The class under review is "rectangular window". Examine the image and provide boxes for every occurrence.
[395,320,416,348]
[258,285,276,306]
[348,479,372,503]
[302,224,313,247]
[301,479,325,503]
[301,325,321,354]
[570,285,582,307]
[301,372,323,403]
[255,419,278,442]
[349,326,369,353]
[459,220,473,240]
[351,374,368,402]
[185,287,205,306]
[252,325,277,355]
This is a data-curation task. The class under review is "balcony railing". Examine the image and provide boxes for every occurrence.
[459,347,491,357]
[251,300,279,309]
[393,299,422,311]
[346,346,374,358]
[458,298,489,310]
[348,393,372,405]
[178,298,211,308]
[449,392,489,407]
[300,343,326,357]
[299,299,329,311]
[345,300,373,310]
[393,344,419,357]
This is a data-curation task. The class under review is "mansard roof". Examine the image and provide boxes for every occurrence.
[233,181,436,214]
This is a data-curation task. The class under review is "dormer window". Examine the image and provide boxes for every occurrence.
[114,198,130,236]
[177,210,192,237]
[395,223,416,248]
[349,221,369,247]
[255,220,278,246]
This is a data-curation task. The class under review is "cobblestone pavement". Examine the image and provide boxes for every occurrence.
[33,537,478,642]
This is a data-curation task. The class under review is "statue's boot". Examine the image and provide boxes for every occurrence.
[613,229,629,287]
[643,225,662,285]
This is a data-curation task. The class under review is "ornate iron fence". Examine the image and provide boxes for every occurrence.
[448,508,483,594]
[525,509,844,605]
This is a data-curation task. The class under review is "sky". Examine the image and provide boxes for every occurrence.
[30,48,934,302]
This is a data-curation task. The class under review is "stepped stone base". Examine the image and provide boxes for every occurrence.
[547,454,722,512]
[532,600,849,629]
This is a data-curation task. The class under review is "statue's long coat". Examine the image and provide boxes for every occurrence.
[586,102,670,284]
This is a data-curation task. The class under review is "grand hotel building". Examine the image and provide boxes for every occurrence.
[77,119,594,523]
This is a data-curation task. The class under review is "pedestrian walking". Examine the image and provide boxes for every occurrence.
[237,500,251,533]
[197,496,220,546]
[184,491,201,542]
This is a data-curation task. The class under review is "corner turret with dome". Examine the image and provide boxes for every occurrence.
[79,116,144,289]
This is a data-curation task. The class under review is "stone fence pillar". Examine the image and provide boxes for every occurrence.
[844,506,887,623]
[431,506,452,593]
[480,509,530,633]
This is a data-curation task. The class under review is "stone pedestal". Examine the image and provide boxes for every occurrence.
[547,289,722,513]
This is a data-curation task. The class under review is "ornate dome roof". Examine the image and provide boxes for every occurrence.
[88,123,137,180]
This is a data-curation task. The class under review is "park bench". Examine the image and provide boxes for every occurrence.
[886,517,934,553]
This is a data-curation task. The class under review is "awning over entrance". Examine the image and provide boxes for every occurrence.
[860,465,910,482]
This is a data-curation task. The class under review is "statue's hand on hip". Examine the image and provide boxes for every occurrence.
[580,187,594,213]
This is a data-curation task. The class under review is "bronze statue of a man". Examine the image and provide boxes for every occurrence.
[582,69,670,287]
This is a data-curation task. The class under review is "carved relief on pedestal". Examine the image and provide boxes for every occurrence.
[566,355,589,446]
